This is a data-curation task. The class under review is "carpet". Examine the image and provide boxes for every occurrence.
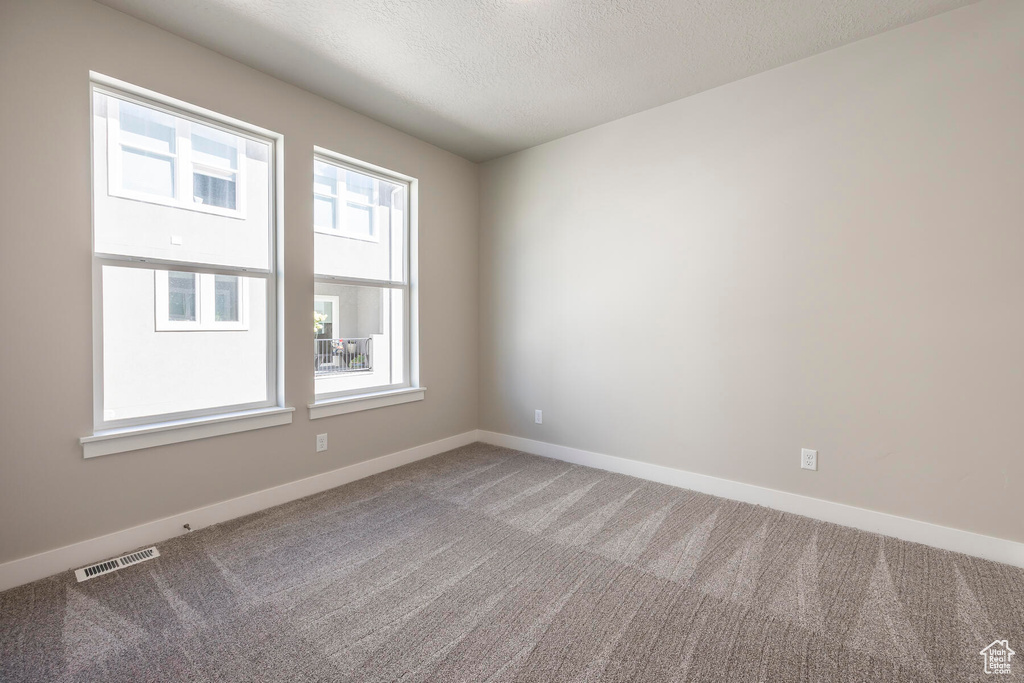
[2,443,1021,682]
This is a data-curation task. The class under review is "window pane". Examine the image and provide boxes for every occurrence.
[103,265,267,421]
[345,171,374,203]
[313,159,406,282]
[194,171,237,209]
[346,202,373,237]
[314,195,335,230]
[313,283,404,397]
[385,182,406,282]
[313,161,337,196]
[192,124,239,209]
[119,100,175,154]
[122,148,175,198]
[94,91,272,270]
[167,272,196,321]
[191,124,238,170]
[215,275,239,321]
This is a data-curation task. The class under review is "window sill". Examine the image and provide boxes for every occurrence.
[309,387,425,420]
[81,406,294,459]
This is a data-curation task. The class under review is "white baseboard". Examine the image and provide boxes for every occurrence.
[0,430,480,593]
[7,428,1019,593]
[478,431,1024,569]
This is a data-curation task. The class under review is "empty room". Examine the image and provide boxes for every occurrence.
[1,0,1022,680]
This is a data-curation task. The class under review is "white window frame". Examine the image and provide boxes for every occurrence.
[87,74,287,452]
[310,149,420,416]
[313,161,380,242]
[154,271,250,331]
[106,95,248,220]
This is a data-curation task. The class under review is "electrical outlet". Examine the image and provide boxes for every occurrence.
[316,434,328,452]
[801,448,817,471]
[535,409,543,424]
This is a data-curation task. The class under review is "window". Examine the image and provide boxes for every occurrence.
[117,101,176,198]
[107,97,246,218]
[313,160,380,241]
[312,151,416,408]
[191,125,239,210]
[215,275,240,321]
[168,271,196,321]
[90,79,280,436]
[154,272,249,331]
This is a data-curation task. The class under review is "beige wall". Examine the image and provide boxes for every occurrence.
[0,0,479,564]
[1,0,1021,568]
[480,0,1024,543]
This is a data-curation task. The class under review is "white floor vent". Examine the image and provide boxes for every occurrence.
[74,547,160,582]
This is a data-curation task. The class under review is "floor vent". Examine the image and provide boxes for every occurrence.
[74,547,160,582]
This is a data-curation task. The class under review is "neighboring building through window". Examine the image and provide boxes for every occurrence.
[91,82,276,428]
[313,152,413,400]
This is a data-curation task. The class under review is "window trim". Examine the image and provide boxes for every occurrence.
[82,406,295,459]
[308,387,425,420]
[104,89,249,220]
[311,148,419,411]
[88,73,286,442]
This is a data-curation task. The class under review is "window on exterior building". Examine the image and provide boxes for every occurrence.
[91,81,277,432]
[191,124,239,209]
[105,93,247,219]
[154,272,249,331]
[313,152,414,404]
[167,272,197,321]
[117,101,177,198]
[215,275,240,321]
[313,161,379,241]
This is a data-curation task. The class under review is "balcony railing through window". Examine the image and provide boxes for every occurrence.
[314,337,373,376]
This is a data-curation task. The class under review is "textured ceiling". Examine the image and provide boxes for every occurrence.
[96,0,975,162]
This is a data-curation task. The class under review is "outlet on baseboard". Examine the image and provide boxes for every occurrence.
[535,409,543,424]
[316,434,328,452]
[801,448,817,471]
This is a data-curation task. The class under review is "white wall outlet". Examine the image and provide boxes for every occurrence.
[316,433,328,452]
[535,409,543,424]
[170,235,183,245]
[801,448,817,471]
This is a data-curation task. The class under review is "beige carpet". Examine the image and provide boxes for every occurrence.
[2,443,1022,682]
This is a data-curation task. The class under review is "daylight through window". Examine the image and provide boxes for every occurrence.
[92,84,276,427]
[313,153,411,400]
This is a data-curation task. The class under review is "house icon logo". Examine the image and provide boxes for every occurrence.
[980,640,1015,675]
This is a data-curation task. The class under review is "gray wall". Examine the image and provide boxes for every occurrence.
[0,0,479,564]
[479,0,1024,543]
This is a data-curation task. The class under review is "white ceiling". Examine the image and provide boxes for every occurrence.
[96,0,975,162]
